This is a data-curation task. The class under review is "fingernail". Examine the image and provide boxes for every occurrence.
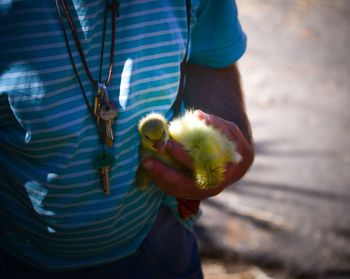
[143,160,153,171]
[194,109,205,120]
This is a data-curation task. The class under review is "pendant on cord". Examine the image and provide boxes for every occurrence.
[94,83,118,147]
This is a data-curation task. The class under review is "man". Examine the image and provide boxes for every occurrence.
[0,0,254,278]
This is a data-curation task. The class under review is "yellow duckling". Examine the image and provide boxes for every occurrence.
[137,110,241,190]
[136,112,172,190]
[169,110,241,189]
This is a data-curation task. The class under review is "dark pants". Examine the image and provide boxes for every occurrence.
[0,206,203,279]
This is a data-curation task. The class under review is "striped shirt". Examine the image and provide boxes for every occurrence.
[0,0,246,271]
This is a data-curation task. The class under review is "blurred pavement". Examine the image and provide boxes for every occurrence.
[197,1,350,278]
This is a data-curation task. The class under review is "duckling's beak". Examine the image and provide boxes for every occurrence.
[153,139,166,154]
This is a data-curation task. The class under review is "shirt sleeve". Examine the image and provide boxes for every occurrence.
[188,0,247,68]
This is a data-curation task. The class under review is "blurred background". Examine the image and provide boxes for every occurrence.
[197,0,350,278]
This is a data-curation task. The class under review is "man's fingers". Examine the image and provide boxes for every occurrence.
[165,140,193,169]
[195,110,253,160]
[141,157,222,199]
[218,163,240,187]
[194,110,238,142]
[141,157,192,197]
[219,156,253,188]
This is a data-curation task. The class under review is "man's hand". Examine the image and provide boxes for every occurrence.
[141,110,254,200]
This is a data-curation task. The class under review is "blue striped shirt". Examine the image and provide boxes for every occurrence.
[0,0,246,271]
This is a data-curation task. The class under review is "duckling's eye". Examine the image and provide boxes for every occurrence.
[144,135,151,141]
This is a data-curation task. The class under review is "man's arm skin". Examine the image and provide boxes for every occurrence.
[184,63,253,145]
[142,63,254,200]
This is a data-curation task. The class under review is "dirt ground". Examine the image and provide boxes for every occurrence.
[202,259,293,279]
[199,0,350,278]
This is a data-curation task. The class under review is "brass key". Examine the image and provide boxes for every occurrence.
[99,102,118,147]
[93,151,115,196]
[94,88,103,123]
[102,119,113,148]
[106,119,114,147]
[98,166,110,195]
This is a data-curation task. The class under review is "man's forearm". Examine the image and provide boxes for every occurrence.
[183,63,253,146]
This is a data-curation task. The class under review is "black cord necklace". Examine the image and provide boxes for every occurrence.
[55,0,119,196]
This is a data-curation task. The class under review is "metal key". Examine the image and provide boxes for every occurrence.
[98,166,110,195]
[96,82,112,124]
[99,101,118,147]
[99,101,118,121]
[104,119,114,147]
[94,88,103,123]
[93,151,115,196]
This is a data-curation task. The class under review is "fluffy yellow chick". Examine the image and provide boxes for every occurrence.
[169,110,241,189]
[136,112,173,190]
[136,110,241,190]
